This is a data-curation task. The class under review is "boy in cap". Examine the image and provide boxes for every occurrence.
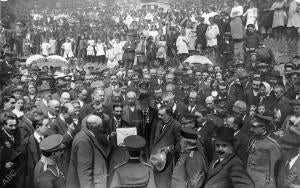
[110,135,156,188]
[33,134,65,188]
[171,127,208,188]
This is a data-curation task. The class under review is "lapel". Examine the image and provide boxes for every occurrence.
[123,106,130,123]
[154,119,173,146]
[23,117,35,133]
[207,154,236,180]
[290,155,300,174]
[83,129,110,159]
[28,135,41,164]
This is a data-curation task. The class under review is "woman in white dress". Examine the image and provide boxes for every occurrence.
[106,43,118,69]
[62,38,74,59]
[87,35,95,62]
[41,38,51,56]
[270,0,287,40]
[176,29,189,63]
[95,38,106,65]
[244,1,259,30]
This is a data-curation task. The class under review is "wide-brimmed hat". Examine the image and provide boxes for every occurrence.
[214,127,236,142]
[149,151,167,172]
[38,83,52,92]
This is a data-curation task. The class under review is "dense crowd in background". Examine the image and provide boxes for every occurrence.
[1,0,300,188]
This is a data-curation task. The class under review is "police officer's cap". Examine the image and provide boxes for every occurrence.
[181,127,199,140]
[124,135,146,151]
[40,134,65,152]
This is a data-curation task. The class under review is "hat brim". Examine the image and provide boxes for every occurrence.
[214,136,237,142]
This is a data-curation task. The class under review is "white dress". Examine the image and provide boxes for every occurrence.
[62,42,74,59]
[176,36,189,54]
[41,42,51,56]
[244,7,258,30]
[106,48,118,68]
[205,24,220,47]
[87,39,95,56]
[95,43,106,56]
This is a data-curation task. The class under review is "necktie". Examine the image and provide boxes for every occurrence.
[160,123,166,134]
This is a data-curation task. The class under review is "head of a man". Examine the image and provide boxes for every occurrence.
[189,91,198,106]
[3,96,16,111]
[48,100,61,116]
[60,92,71,105]
[127,91,137,107]
[61,103,75,124]
[1,111,18,135]
[113,103,123,120]
[158,105,172,123]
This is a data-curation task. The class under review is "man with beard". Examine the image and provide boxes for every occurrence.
[149,105,180,188]
[34,134,65,188]
[204,127,254,188]
[49,103,76,176]
[67,115,111,188]
[247,116,281,188]
[0,111,22,188]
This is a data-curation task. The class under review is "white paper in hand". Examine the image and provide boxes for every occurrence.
[116,127,137,145]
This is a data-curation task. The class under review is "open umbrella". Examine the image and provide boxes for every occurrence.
[30,55,69,68]
[25,55,45,66]
[184,55,213,65]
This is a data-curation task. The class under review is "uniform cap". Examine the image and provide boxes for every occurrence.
[279,133,300,147]
[181,127,199,140]
[124,135,146,151]
[40,134,65,152]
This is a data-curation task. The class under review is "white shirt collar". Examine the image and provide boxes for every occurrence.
[48,112,56,119]
[34,131,44,143]
[78,100,84,108]
[59,114,65,123]
[290,154,300,169]
[42,98,48,106]
[172,103,177,112]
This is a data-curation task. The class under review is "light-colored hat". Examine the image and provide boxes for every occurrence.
[149,151,167,172]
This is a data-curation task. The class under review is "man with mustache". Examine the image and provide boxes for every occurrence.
[245,77,261,107]
[204,127,254,188]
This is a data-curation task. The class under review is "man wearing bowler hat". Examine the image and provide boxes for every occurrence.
[33,134,65,188]
[171,127,208,188]
[110,135,156,188]
[204,127,254,188]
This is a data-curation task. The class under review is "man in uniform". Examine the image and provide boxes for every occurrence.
[110,135,156,188]
[171,127,208,188]
[33,134,65,188]
[247,115,282,188]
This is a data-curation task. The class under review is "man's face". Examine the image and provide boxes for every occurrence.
[61,95,70,105]
[5,98,16,110]
[189,94,197,106]
[93,102,103,115]
[274,88,283,98]
[158,109,169,123]
[166,75,174,84]
[158,72,165,79]
[110,76,118,85]
[127,94,136,107]
[127,70,134,78]
[293,105,300,117]
[215,140,233,159]
[28,86,36,94]
[114,107,123,119]
[49,102,60,115]
[75,80,83,89]
[154,90,162,101]
[219,86,227,94]
[38,119,50,136]
[206,100,214,109]
[250,54,257,61]
[78,90,88,102]
[248,27,254,33]
[72,103,81,116]
[216,73,222,81]
[4,119,17,134]
[43,91,52,101]
[285,67,293,74]
[150,70,157,78]
[252,80,260,92]
[195,72,201,80]
[202,72,208,80]
[180,137,197,151]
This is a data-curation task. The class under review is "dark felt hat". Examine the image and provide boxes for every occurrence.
[214,127,236,142]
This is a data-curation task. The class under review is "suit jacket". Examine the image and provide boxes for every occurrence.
[35,100,49,116]
[66,129,111,188]
[245,89,260,107]
[276,150,300,188]
[172,102,188,122]
[18,116,35,141]
[49,116,74,176]
[204,154,254,188]
[234,131,250,165]
[150,118,181,188]
[122,105,142,127]
[20,134,41,188]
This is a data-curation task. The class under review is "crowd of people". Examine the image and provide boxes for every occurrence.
[1,0,300,188]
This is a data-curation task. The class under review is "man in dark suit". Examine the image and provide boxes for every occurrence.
[204,127,254,188]
[49,103,76,176]
[67,115,111,188]
[18,104,38,141]
[122,91,142,128]
[187,91,206,117]
[20,117,50,188]
[149,105,181,188]
[245,78,261,107]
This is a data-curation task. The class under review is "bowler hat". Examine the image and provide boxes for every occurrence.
[40,134,65,152]
[149,150,167,172]
[214,127,236,142]
[269,70,282,78]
